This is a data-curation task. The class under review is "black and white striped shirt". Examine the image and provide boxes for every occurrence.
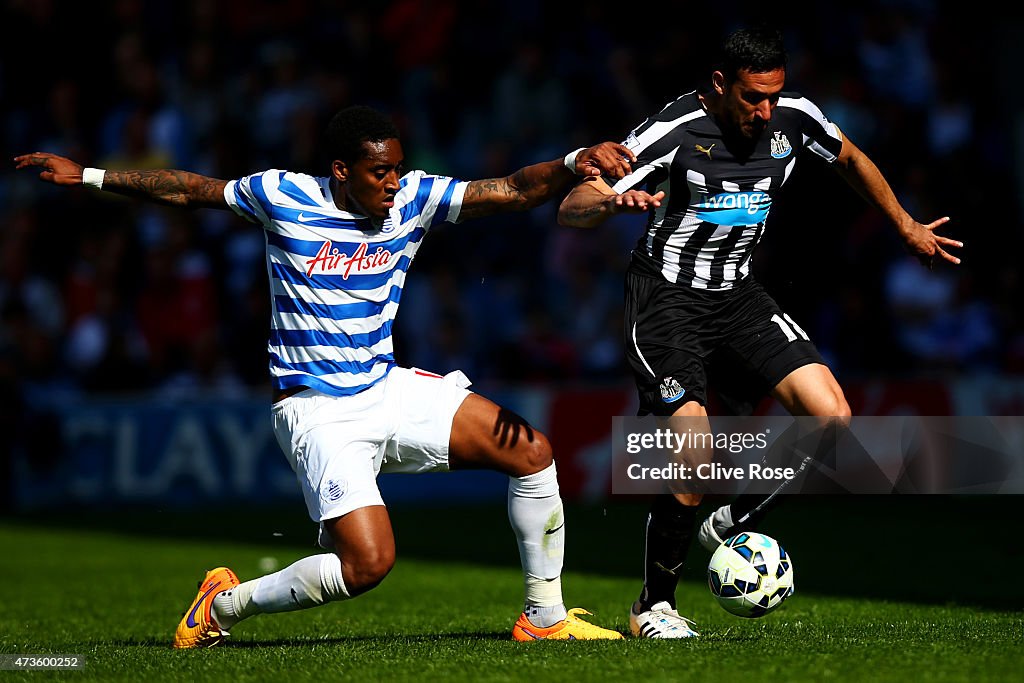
[613,90,843,290]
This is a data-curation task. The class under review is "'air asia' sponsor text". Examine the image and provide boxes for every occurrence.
[305,241,392,279]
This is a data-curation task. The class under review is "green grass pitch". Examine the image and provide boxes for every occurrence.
[1,497,1021,682]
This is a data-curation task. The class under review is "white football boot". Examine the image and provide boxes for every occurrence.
[629,601,699,639]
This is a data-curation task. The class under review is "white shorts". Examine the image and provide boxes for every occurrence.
[271,367,473,524]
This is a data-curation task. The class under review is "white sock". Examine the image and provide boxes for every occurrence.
[212,554,349,629]
[508,462,567,627]
[716,504,736,533]
[525,604,568,627]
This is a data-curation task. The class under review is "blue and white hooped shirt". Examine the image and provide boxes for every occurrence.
[224,169,467,397]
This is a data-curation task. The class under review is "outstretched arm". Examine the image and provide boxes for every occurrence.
[832,133,962,268]
[557,176,664,228]
[456,142,634,222]
[13,152,229,210]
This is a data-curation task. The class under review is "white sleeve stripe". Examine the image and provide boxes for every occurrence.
[416,177,459,228]
[808,140,838,162]
[628,111,705,157]
[224,179,266,224]
[778,96,841,141]
[611,147,679,195]
[447,181,468,223]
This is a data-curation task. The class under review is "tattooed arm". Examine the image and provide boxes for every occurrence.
[456,142,635,222]
[557,176,665,228]
[13,152,228,209]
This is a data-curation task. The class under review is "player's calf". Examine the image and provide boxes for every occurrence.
[340,549,394,596]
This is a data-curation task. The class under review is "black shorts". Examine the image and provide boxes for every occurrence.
[624,268,825,417]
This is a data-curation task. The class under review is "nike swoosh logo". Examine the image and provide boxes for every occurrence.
[545,523,564,535]
[518,624,574,640]
[296,212,322,223]
[185,580,222,628]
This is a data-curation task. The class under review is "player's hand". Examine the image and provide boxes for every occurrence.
[13,152,84,185]
[899,216,962,269]
[577,142,635,179]
[608,189,664,214]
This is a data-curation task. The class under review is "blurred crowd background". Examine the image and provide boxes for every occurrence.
[2,0,1022,410]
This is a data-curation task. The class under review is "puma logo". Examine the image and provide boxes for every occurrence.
[695,143,715,160]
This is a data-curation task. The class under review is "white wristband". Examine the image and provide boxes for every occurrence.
[82,167,105,189]
[563,147,586,174]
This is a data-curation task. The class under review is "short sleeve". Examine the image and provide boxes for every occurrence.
[398,171,469,227]
[224,169,284,226]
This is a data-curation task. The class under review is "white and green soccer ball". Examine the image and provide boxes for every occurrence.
[707,532,794,618]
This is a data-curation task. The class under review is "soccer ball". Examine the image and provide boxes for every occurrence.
[707,532,794,618]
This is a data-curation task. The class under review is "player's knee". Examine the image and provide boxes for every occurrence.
[815,394,851,430]
[809,388,851,423]
[342,547,395,596]
[521,431,554,474]
[830,393,852,424]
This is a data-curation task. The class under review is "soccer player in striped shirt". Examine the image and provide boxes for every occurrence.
[16,106,635,645]
[558,26,961,638]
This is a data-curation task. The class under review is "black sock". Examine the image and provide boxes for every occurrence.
[727,492,782,528]
[727,418,847,530]
[724,420,811,529]
[638,494,698,611]
[727,417,886,529]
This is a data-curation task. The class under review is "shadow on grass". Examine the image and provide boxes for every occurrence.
[104,632,511,649]
[228,631,512,647]
[6,495,1023,612]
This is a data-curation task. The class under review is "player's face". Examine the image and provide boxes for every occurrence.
[341,139,405,219]
[719,68,785,140]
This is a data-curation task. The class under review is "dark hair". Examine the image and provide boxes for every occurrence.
[717,25,787,79]
[325,106,400,164]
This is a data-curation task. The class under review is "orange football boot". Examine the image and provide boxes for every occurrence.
[173,567,240,649]
[512,608,624,641]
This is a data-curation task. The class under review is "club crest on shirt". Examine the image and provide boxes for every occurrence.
[321,478,347,504]
[660,377,685,403]
[770,131,792,159]
[305,240,393,278]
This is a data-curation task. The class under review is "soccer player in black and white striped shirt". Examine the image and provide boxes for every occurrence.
[559,25,961,638]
